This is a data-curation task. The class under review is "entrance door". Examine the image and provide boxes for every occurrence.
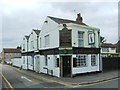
[62,56,71,77]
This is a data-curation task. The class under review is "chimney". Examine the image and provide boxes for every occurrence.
[76,13,83,23]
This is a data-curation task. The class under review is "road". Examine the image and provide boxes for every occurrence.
[1,63,120,89]
[1,64,65,89]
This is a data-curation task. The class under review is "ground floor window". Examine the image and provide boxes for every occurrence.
[91,54,97,66]
[45,55,48,66]
[76,54,87,67]
[23,56,25,64]
[55,56,59,67]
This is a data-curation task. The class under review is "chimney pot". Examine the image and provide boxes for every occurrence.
[77,13,81,18]
[76,13,83,23]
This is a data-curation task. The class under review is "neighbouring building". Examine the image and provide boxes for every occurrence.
[22,13,102,77]
[1,48,21,64]
[101,43,119,57]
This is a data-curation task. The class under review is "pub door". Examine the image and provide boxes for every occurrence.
[61,56,71,77]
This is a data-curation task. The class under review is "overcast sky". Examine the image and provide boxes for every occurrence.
[0,0,119,52]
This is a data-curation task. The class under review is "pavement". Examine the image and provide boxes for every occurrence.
[11,65,120,87]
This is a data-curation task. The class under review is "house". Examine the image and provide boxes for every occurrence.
[1,48,21,64]
[22,13,102,77]
[101,43,119,57]
[22,29,40,70]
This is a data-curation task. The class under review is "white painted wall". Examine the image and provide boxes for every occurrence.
[34,55,41,73]
[22,56,27,69]
[11,58,22,68]
[39,17,59,49]
[72,54,100,75]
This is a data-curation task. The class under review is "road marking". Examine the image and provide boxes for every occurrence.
[0,72,14,90]
[73,76,120,88]
[21,76,32,82]
[13,66,120,88]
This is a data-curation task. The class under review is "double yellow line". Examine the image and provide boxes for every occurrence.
[0,72,14,90]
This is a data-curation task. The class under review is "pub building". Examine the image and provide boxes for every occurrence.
[22,13,102,77]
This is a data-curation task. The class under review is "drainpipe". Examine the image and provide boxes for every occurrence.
[27,40,29,70]
[98,31,102,72]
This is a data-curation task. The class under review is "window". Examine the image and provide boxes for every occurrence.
[45,56,48,66]
[78,31,84,47]
[102,48,109,52]
[55,56,59,67]
[44,35,50,47]
[31,41,34,49]
[39,38,41,48]
[91,55,97,66]
[76,54,87,67]
[23,44,25,51]
[23,56,25,64]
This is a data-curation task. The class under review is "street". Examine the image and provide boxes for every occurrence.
[1,64,65,89]
[1,63,120,89]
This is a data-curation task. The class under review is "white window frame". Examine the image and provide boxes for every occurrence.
[39,38,41,48]
[76,54,87,67]
[44,34,50,47]
[78,31,84,47]
[91,54,97,66]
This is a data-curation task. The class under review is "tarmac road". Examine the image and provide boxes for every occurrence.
[1,64,65,89]
[1,63,120,90]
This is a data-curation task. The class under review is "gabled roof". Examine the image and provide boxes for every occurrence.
[48,16,87,26]
[25,35,30,40]
[3,48,21,53]
[33,29,41,35]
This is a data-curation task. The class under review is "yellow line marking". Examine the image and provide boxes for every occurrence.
[12,65,120,88]
[73,76,120,88]
[15,68,72,87]
[0,72,14,90]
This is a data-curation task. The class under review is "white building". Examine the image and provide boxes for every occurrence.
[22,13,102,77]
[101,43,118,57]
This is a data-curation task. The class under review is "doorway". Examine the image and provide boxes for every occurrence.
[61,56,71,77]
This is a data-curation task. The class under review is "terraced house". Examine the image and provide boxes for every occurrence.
[22,13,102,77]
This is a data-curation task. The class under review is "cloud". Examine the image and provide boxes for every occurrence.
[1,1,119,51]
[51,2,118,43]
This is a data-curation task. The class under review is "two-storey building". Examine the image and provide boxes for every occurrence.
[22,13,102,77]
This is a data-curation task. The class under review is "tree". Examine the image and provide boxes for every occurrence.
[100,36,106,44]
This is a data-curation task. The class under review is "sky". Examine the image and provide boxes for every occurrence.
[0,0,119,52]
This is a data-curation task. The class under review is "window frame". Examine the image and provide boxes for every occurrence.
[76,54,87,67]
[78,31,84,47]
[44,34,50,47]
[91,54,97,66]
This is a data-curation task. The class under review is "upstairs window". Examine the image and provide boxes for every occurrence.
[44,35,50,47]
[23,44,25,51]
[31,41,34,49]
[102,48,109,52]
[39,38,41,48]
[78,31,84,47]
